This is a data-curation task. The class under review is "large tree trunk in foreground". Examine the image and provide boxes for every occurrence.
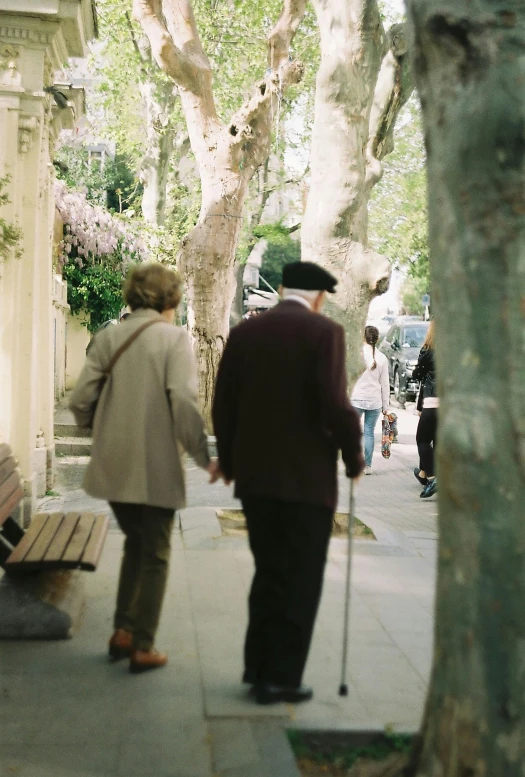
[134,0,306,423]
[302,0,412,385]
[403,2,525,776]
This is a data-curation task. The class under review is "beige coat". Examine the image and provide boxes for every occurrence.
[70,309,209,510]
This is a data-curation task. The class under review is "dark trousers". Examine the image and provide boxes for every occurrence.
[242,497,333,688]
[110,502,175,651]
[416,408,438,477]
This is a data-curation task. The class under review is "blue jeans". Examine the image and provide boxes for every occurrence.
[353,407,381,467]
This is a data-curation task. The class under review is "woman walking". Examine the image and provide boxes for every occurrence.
[70,263,213,672]
[351,326,390,474]
[413,320,438,498]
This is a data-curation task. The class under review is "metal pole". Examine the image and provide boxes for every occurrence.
[339,479,355,696]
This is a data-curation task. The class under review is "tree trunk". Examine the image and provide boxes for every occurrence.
[134,0,307,424]
[124,15,178,227]
[179,166,247,414]
[140,79,176,226]
[403,2,525,776]
[302,0,412,386]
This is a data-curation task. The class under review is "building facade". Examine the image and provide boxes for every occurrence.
[0,0,96,522]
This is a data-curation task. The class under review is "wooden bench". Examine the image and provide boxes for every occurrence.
[0,443,108,574]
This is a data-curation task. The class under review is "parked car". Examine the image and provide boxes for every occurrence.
[379,320,430,403]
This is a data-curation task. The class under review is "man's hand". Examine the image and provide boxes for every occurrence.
[346,454,365,482]
[207,459,232,486]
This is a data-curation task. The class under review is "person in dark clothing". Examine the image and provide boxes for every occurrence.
[413,321,438,499]
[212,261,364,705]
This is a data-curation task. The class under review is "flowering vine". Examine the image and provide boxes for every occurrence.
[54,179,148,270]
[54,180,149,332]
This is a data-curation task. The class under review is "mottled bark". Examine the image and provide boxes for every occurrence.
[125,15,177,226]
[403,2,525,776]
[302,0,413,386]
[140,78,177,225]
[134,0,306,422]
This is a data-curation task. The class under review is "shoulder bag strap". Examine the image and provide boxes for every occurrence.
[103,318,164,377]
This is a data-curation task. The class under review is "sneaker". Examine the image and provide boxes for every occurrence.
[364,466,372,475]
[420,478,437,499]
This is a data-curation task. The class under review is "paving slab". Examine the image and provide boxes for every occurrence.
[0,745,121,777]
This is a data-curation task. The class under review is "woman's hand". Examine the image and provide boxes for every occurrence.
[207,459,221,484]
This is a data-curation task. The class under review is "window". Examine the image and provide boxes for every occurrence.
[391,326,400,347]
[402,325,428,348]
[88,149,104,171]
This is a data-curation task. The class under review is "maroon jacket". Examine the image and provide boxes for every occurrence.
[212,300,364,510]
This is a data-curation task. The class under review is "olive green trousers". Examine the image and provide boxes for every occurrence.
[110,502,175,651]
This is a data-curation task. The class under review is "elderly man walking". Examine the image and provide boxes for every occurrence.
[212,261,364,704]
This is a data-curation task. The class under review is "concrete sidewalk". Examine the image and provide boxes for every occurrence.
[0,407,437,777]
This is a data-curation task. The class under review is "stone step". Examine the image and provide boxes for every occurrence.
[55,437,92,456]
[54,423,91,439]
[54,434,216,458]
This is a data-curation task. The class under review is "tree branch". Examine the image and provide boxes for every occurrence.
[250,158,271,231]
[125,10,147,66]
[226,59,304,149]
[260,167,310,198]
[133,0,214,99]
[365,23,415,190]
[161,0,210,63]
[224,0,307,174]
[268,0,308,71]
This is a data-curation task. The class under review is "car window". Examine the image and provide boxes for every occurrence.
[402,325,429,348]
[391,326,400,345]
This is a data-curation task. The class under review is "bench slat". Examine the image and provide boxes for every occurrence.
[5,513,49,565]
[0,443,13,468]
[5,511,109,573]
[24,514,65,563]
[0,471,21,507]
[43,512,81,563]
[61,514,96,566]
[0,484,24,528]
[79,515,109,571]
[0,455,16,490]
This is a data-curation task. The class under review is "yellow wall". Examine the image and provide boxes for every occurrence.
[66,313,90,390]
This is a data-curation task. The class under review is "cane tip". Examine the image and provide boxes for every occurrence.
[338,684,348,696]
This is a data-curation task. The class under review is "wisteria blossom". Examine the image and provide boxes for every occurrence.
[54,180,148,269]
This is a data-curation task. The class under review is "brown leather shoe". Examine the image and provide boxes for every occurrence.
[129,649,168,674]
[108,629,133,661]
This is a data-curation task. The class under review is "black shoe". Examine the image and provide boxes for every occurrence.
[255,684,313,705]
[414,467,428,486]
[420,479,437,498]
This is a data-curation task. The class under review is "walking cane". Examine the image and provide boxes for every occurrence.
[339,479,355,696]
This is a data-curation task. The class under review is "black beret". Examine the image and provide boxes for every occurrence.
[282,261,338,294]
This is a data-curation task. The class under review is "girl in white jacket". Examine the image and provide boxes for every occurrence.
[351,326,390,474]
